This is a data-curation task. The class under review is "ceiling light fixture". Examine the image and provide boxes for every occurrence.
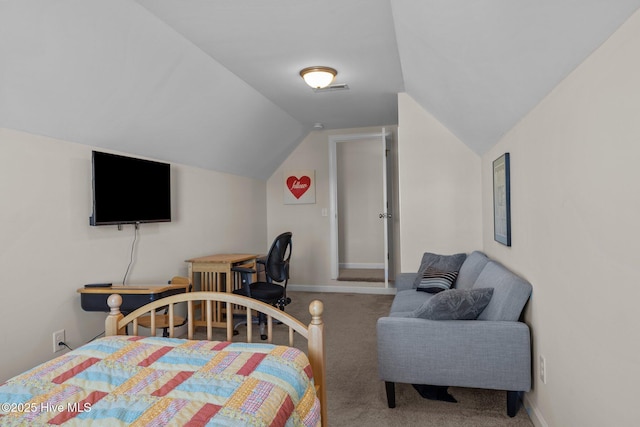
[300,66,337,89]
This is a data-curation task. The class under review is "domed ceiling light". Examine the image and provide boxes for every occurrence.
[299,66,337,89]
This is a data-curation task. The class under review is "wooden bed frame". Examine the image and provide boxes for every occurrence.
[104,291,326,426]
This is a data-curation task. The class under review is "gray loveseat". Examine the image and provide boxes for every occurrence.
[377,251,532,416]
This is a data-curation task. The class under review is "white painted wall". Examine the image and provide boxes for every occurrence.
[266,126,398,287]
[0,128,267,381]
[482,10,640,427]
[397,93,483,272]
[337,138,384,267]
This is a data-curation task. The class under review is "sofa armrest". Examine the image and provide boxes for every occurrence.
[394,273,418,292]
[377,316,531,392]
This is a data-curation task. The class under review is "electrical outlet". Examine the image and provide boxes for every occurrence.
[53,329,65,353]
[539,354,546,384]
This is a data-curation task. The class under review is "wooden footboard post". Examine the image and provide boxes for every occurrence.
[308,300,326,427]
[105,294,125,336]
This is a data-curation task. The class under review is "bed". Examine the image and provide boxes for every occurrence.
[0,292,326,426]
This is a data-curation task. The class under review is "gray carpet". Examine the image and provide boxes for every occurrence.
[194,291,533,426]
[337,268,385,282]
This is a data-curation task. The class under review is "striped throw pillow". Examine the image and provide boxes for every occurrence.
[416,267,458,293]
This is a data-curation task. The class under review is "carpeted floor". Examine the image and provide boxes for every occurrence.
[193,291,533,426]
[337,268,385,282]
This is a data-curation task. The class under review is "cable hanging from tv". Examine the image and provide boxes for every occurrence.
[122,223,139,285]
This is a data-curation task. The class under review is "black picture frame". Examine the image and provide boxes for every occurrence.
[493,153,511,246]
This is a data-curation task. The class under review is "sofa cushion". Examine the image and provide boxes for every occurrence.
[394,272,419,292]
[473,262,532,321]
[389,289,434,314]
[455,251,490,290]
[416,267,458,293]
[412,252,467,288]
[410,288,494,320]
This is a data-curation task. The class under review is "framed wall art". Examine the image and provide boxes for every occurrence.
[284,170,316,204]
[493,153,511,246]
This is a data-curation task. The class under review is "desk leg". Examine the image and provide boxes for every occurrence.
[225,267,232,293]
[218,267,232,323]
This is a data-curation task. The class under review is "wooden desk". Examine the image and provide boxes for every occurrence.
[77,284,190,314]
[185,253,258,327]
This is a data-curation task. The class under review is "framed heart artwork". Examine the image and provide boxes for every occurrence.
[284,170,316,204]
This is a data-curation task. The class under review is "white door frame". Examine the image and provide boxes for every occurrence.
[328,129,392,286]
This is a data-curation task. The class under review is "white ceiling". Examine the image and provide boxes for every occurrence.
[1,0,639,179]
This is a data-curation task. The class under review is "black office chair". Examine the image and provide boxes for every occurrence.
[232,232,292,340]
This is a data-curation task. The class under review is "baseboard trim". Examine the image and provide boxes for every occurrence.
[288,284,397,295]
[523,393,549,427]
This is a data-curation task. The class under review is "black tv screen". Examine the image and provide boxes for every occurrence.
[90,151,171,226]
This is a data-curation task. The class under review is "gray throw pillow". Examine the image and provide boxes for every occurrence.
[411,288,494,320]
[412,252,467,288]
[416,267,458,293]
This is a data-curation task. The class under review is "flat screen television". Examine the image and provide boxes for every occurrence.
[90,151,171,226]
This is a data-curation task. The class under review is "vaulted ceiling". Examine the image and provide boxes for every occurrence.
[1,1,639,179]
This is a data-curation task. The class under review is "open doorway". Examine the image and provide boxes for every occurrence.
[329,129,395,287]
[337,138,384,282]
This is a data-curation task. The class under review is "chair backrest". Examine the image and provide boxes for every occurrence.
[264,232,292,284]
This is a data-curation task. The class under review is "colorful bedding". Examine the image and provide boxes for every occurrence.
[0,336,321,426]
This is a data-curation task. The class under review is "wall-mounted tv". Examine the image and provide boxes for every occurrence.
[90,151,171,226]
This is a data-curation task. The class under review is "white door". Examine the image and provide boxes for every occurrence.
[381,128,394,286]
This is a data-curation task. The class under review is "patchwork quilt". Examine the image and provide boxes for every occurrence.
[0,336,321,426]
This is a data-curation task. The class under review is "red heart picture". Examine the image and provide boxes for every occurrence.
[286,175,311,199]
